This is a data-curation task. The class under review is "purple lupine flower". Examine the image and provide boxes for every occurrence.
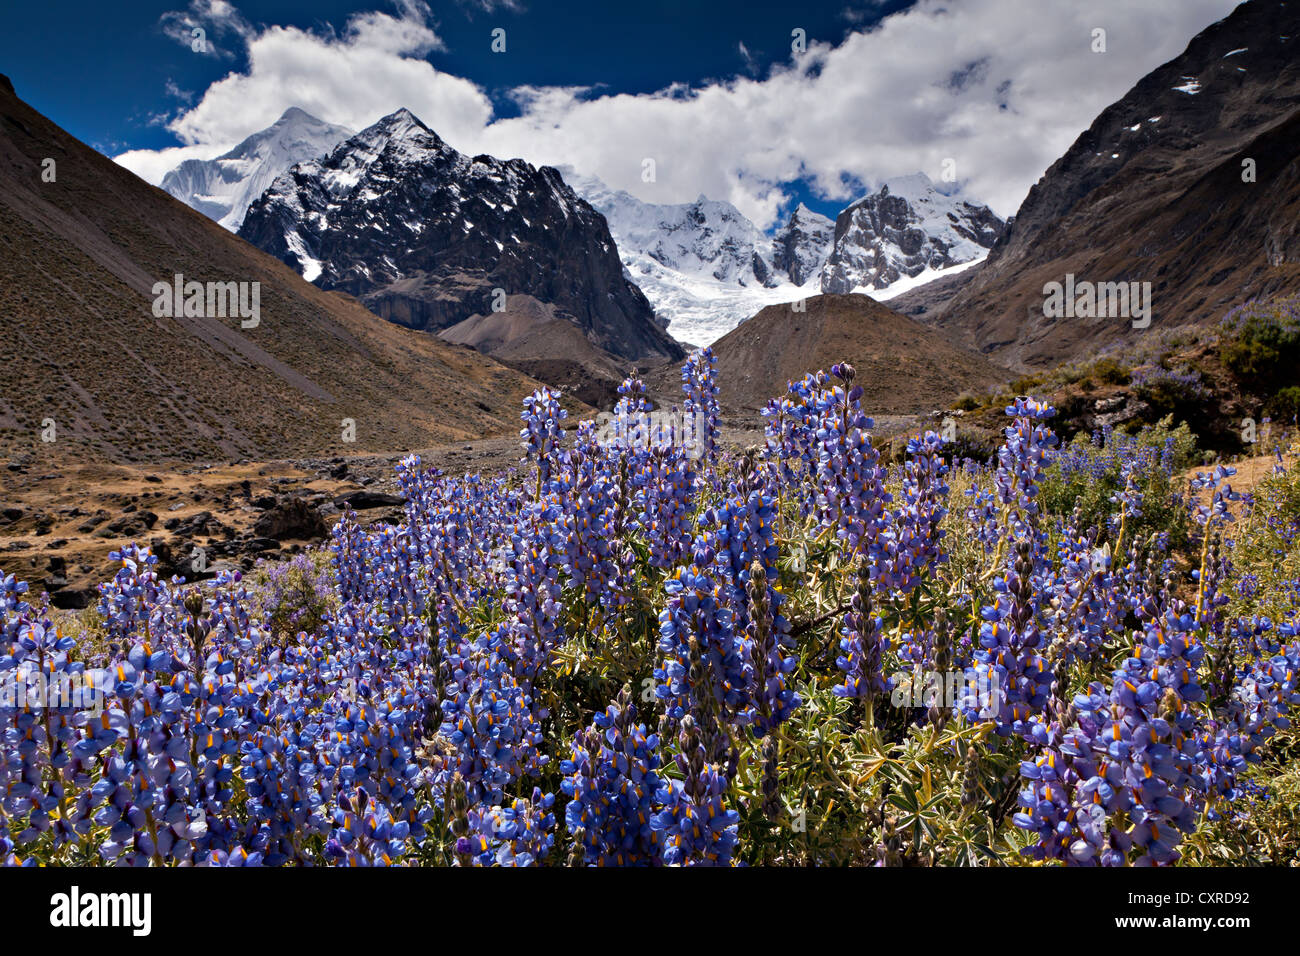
[650,717,739,866]
[561,689,662,866]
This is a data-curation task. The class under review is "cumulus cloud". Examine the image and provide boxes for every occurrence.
[119,0,1242,228]
[115,143,228,185]
[475,0,1242,225]
[118,1,490,184]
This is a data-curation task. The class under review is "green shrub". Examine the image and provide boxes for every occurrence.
[1038,419,1197,550]
[1271,386,1300,419]
[1090,357,1130,386]
[1130,365,1209,414]
[1219,296,1300,386]
[252,551,338,641]
[1011,373,1045,395]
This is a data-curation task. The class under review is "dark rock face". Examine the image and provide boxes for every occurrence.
[771,205,835,286]
[49,588,94,610]
[820,176,1006,295]
[239,109,683,367]
[105,511,157,536]
[169,511,231,538]
[916,0,1300,368]
[333,490,405,510]
[206,537,281,560]
[253,498,326,541]
[76,510,110,533]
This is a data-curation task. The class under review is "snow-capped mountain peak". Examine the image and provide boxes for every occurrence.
[159,107,352,231]
[320,115,433,200]
[820,172,1006,294]
[562,171,774,285]
[237,110,680,371]
[565,168,1000,346]
[877,171,944,202]
[562,169,837,345]
[355,107,436,153]
[773,203,836,286]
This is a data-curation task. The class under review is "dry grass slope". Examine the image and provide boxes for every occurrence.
[694,293,1007,416]
[0,80,567,465]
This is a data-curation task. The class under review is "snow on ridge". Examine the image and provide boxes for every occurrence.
[283,229,322,282]
[560,167,837,346]
[867,254,986,301]
[819,172,1003,297]
[159,108,352,231]
[560,166,1001,346]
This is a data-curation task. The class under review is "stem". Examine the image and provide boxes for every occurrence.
[791,601,851,638]
[1193,522,1215,625]
[144,806,165,867]
[979,505,1014,582]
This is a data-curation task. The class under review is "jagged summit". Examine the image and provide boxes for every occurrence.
[560,167,1003,345]
[357,107,435,146]
[159,107,352,231]
[774,203,836,287]
[819,173,1006,295]
[238,110,682,389]
[563,169,837,345]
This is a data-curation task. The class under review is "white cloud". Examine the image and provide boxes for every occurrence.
[160,0,255,58]
[118,1,490,183]
[474,0,1243,225]
[738,40,757,74]
[115,143,227,185]
[456,0,526,13]
[840,2,894,26]
[119,0,1242,227]
[164,79,195,102]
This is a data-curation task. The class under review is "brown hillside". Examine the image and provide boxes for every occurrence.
[0,79,562,465]
[438,294,630,406]
[894,1,1300,370]
[700,294,1006,415]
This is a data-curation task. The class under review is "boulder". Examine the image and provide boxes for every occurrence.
[334,490,405,510]
[254,497,327,540]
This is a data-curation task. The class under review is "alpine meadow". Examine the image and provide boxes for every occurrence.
[3,0,1300,907]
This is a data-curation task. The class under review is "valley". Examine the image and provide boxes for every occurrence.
[3,0,1300,877]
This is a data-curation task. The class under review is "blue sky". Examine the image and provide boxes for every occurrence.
[1,0,1243,229]
[2,1,908,160]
